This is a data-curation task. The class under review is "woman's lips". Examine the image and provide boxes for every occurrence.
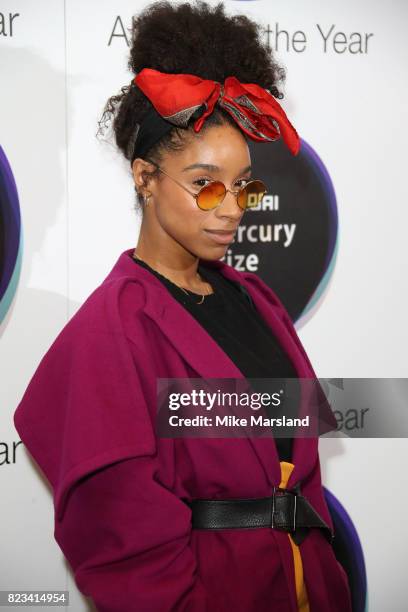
[203,229,236,245]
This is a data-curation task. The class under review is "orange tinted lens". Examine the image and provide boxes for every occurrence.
[197,182,226,210]
[238,180,267,209]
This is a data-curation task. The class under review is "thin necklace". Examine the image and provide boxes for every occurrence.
[132,252,213,304]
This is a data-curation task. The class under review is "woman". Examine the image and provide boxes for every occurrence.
[14,2,352,611]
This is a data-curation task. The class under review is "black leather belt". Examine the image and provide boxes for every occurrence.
[184,484,334,546]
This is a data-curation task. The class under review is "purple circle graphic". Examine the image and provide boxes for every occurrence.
[0,145,21,324]
[324,486,367,611]
[225,137,338,323]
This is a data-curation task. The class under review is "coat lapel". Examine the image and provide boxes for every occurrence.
[228,268,319,489]
[202,259,319,489]
[107,249,318,490]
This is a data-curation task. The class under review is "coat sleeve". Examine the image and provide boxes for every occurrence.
[53,450,209,612]
[13,288,209,612]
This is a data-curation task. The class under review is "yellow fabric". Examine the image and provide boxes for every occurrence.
[279,461,310,612]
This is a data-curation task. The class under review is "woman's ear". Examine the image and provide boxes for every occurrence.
[132,158,156,199]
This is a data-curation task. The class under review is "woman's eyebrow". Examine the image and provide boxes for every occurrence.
[182,163,252,174]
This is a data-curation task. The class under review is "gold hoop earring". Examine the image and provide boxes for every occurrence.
[144,194,151,207]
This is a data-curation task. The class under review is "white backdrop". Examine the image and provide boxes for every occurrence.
[1,1,407,610]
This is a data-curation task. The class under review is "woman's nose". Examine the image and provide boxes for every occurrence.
[216,189,245,216]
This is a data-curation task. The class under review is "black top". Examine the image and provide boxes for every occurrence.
[129,254,297,462]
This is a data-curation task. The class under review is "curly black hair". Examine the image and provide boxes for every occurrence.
[96,0,287,211]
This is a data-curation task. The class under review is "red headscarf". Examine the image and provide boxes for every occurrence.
[134,68,300,156]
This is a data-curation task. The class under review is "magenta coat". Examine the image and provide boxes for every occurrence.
[14,248,352,612]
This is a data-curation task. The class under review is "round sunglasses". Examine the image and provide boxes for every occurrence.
[144,157,267,211]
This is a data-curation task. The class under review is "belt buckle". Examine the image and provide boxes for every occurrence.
[271,485,298,532]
